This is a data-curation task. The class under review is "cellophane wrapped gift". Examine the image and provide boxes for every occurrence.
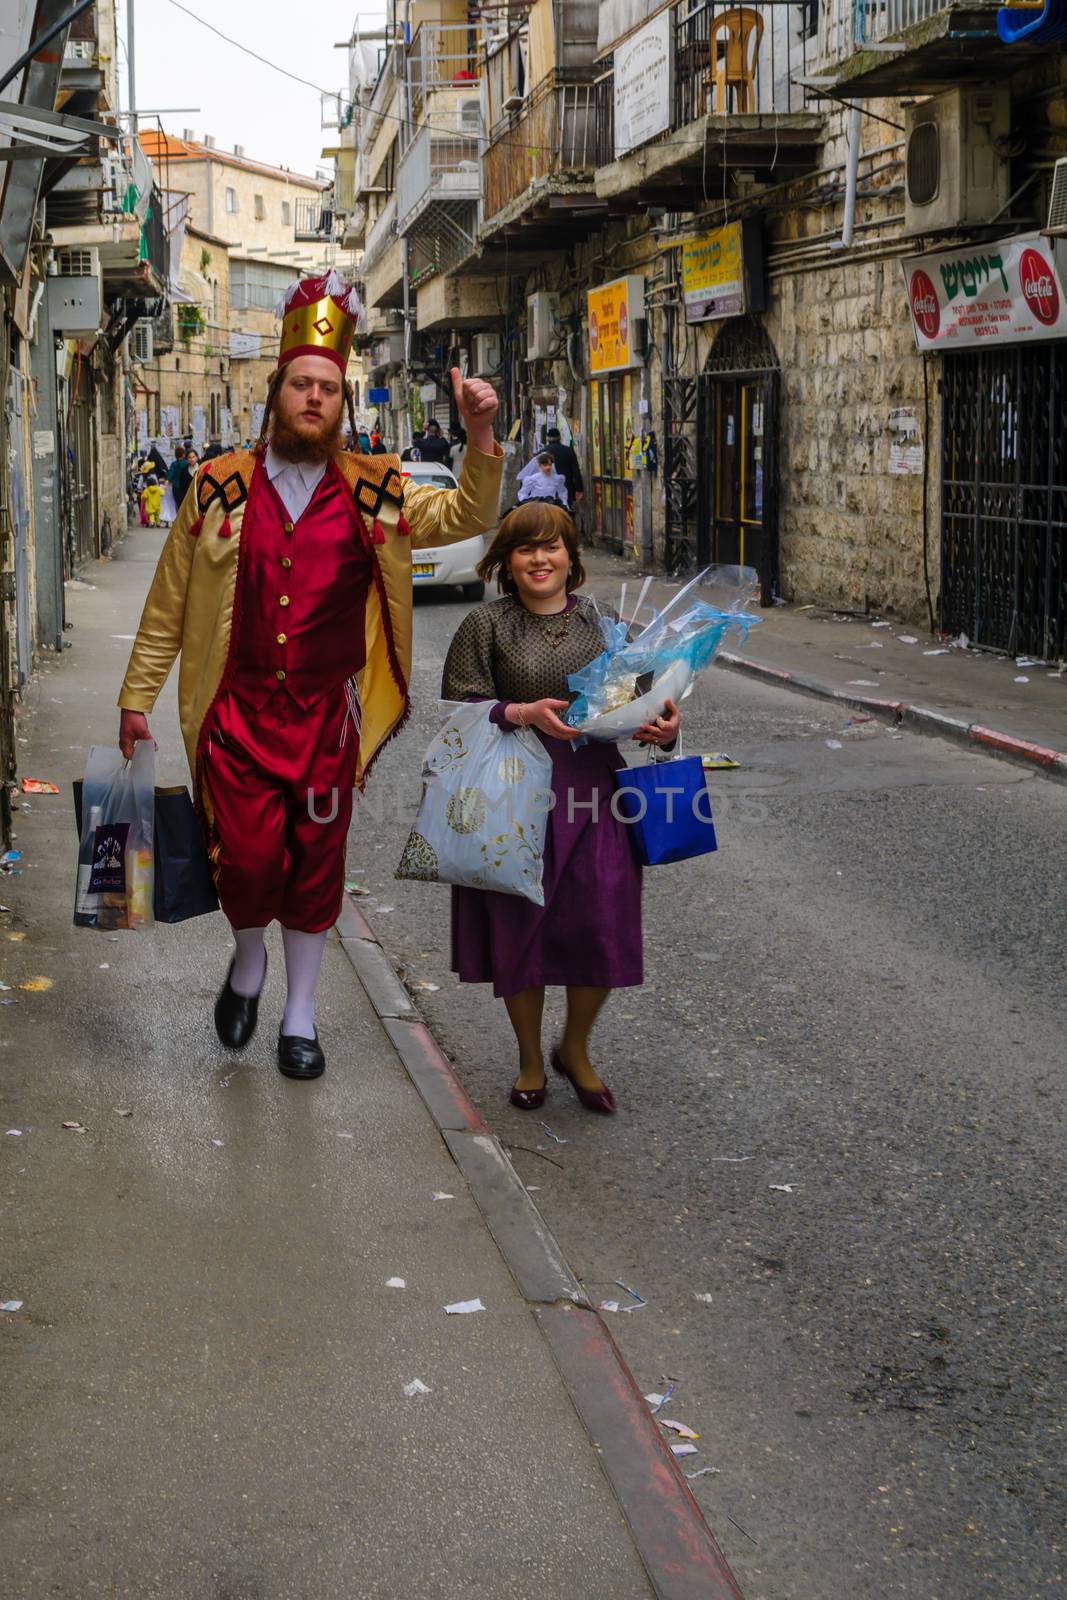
[74,741,155,930]
[566,565,762,741]
[396,702,554,904]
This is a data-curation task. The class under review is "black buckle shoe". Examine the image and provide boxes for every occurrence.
[214,954,266,1049]
[277,1029,326,1080]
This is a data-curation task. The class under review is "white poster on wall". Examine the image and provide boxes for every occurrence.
[160,406,181,442]
[192,406,206,450]
[613,11,672,160]
[251,402,265,440]
[220,406,233,446]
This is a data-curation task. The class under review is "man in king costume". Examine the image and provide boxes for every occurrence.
[117,272,501,1080]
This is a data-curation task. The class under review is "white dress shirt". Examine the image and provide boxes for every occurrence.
[264,445,327,523]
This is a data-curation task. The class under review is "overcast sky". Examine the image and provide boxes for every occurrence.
[118,0,386,177]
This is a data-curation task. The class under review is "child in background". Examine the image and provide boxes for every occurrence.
[141,474,162,528]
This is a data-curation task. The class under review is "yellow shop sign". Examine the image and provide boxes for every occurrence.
[587,275,645,373]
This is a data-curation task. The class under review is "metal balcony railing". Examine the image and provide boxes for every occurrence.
[294,196,335,241]
[482,73,598,226]
[818,0,1001,62]
[406,24,481,129]
[396,123,481,231]
[597,1,815,166]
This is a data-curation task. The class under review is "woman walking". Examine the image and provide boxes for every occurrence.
[440,502,680,1113]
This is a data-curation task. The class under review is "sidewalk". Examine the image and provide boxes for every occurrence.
[0,525,741,1600]
[581,549,1067,780]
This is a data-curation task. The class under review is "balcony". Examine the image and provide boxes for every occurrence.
[406,24,480,124]
[361,193,404,308]
[396,122,480,277]
[478,73,607,263]
[294,195,336,242]
[815,0,1041,95]
[47,139,168,302]
[596,1,825,204]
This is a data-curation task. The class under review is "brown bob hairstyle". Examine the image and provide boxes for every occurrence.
[477,501,586,596]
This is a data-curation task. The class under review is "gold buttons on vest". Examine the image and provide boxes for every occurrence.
[281,557,292,569]
[276,668,287,681]
[284,521,294,533]
[276,632,287,645]
[279,594,290,607]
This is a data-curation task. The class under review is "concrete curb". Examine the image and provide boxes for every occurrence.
[717,651,1067,782]
[335,897,745,1600]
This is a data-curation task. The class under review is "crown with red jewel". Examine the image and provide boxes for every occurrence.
[275,270,364,374]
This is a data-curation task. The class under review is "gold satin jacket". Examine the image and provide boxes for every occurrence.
[117,442,503,789]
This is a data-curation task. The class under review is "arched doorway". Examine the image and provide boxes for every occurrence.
[698,317,780,600]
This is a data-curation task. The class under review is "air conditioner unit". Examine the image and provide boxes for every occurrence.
[526,291,560,361]
[904,88,1010,235]
[132,320,154,363]
[472,332,502,372]
[1047,157,1067,233]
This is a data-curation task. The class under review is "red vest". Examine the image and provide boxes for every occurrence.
[231,461,372,711]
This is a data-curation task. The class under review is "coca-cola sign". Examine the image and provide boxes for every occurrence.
[1019,248,1059,326]
[902,233,1067,350]
[909,270,940,340]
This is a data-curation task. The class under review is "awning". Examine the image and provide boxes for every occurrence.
[0,98,120,162]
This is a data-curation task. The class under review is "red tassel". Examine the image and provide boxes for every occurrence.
[219,513,232,539]
[187,514,204,538]
[397,514,411,538]
[372,519,385,545]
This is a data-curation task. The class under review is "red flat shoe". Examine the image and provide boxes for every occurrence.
[550,1049,616,1114]
[510,1077,547,1110]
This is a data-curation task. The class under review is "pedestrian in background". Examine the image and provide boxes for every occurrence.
[418,418,452,468]
[545,426,583,511]
[141,474,162,527]
[440,501,680,1115]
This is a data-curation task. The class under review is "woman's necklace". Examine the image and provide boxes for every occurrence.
[532,605,572,645]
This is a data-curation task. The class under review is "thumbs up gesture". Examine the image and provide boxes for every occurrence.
[450,366,499,455]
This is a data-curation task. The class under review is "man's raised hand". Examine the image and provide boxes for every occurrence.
[450,367,499,454]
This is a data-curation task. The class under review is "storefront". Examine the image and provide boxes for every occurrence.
[587,276,644,555]
[904,232,1067,659]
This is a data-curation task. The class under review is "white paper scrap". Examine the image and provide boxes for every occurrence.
[1,1300,24,1312]
[897,635,918,644]
[444,1298,485,1315]
[660,1419,700,1440]
[386,1277,406,1289]
[685,1467,721,1480]
[403,1379,431,1397]
[598,1300,620,1313]
[671,1442,699,1457]
[769,1183,796,1193]
[826,740,843,750]
[431,1192,454,1201]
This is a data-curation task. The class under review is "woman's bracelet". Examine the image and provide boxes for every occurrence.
[515,703,528,730]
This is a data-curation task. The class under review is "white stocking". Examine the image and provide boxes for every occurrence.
[230,925,267,997]
[281,928,328,1040]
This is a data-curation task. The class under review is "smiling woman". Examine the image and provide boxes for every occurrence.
[440,500,682,1116]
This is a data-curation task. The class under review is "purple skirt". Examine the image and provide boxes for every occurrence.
[450,735,643,998]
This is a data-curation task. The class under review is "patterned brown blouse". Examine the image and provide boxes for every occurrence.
[440,594,607,706]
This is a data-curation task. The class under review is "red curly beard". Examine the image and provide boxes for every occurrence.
[269,408,344,464]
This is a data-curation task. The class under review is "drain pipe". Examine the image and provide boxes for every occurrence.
[841,101,862,248]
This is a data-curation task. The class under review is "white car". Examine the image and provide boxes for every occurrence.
[401,459,487,600]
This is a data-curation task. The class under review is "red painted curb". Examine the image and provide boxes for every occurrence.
[970,725,1066,768]
[537,1302,745,1600]
[380,1015,490,1134]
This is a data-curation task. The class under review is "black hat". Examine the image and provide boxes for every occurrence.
[546,426,561,439]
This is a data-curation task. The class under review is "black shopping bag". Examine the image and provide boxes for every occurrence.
[74,781,219,923]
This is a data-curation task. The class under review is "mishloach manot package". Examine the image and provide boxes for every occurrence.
[566,566,761,741]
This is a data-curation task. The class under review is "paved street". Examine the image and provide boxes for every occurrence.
[351,580,1067,1600]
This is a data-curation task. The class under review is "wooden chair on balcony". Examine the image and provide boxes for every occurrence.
[709,8,764,115]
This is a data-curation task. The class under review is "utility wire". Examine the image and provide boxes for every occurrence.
[162,0,821,162]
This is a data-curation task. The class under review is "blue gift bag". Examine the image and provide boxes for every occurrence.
[613,755,718,867]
